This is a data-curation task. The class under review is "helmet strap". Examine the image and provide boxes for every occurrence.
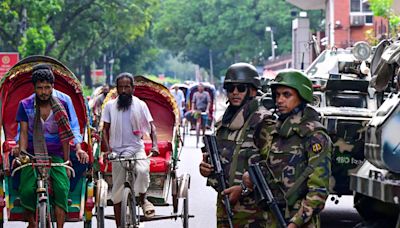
[277,100,307,121]
[240,88,252,106]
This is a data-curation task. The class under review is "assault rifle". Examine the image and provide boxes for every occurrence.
[203,135,234,228]
[248,163,287,228]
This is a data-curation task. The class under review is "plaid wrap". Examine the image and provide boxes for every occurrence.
[51,96,74,143]
[33,96,74,165]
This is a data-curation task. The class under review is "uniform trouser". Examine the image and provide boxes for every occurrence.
[19,156,70,212]
[111,150,150,204]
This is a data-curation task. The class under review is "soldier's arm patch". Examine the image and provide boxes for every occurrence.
[308,132,330,155]
[312,143,322,153]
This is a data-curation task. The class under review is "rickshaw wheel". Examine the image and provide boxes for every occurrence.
[96,206,105,228]
[39,201,47,228]
[172,176,179,213]
[180,173,191,228]
[182,195,189,228]
[84,220,92,228]
[121,187,137,227]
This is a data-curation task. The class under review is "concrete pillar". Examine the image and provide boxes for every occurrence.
[292,17,311,70]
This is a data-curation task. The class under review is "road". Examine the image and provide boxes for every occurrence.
[4,97,362,227]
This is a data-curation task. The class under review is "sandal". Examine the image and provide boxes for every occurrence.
[142,199,155,218]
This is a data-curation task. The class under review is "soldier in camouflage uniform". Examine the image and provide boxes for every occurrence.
[242,70,332,228]
[199,62,272,227]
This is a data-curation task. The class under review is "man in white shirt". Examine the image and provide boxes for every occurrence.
[102,72,159,226]
[171,85,185,123]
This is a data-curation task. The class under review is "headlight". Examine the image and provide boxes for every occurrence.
[352,41,371,61]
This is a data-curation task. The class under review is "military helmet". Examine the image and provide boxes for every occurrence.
[224,63,260,89]
[270,69,313,103]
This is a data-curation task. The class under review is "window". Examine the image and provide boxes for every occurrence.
[351,0,361,12]
[350,0,373,24]
[362,1,372,12]
[327,93,367,108]
[365,15,373,24]
[350,0,372,13]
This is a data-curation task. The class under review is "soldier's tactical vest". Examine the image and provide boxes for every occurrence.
[216,99,271,186]
[260,106,328,208]
[211,98,272,225]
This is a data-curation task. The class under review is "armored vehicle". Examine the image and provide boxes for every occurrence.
[350,39,400,227]
[305,42,379,198]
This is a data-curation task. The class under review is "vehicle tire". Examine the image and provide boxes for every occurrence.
[39,201,47,228]
[121,187,137,228]
[96,206,105,228]
[182,196,189,228]
[354,193,399,225]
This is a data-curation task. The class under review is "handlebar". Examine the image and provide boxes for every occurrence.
[12,161,75,178]
[107,152,154,162]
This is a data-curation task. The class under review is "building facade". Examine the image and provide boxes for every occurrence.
[286,0,388,48]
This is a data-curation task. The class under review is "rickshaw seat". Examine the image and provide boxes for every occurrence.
[144,141,171,173]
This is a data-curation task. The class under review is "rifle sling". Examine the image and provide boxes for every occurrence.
[228,111,256,186]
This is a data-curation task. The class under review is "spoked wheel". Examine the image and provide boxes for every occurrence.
[96,206,105,228]
[121,187,137,228]
[179,173,191,228]
[39,201,47,228]
[182,196,189,228]
[181,123,186,145]
[195,121,201,148]
[172,176,179,214]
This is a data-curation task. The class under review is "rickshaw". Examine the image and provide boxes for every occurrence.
[94,76,191,227]
[183,82,216,145]
[0,56,94,227]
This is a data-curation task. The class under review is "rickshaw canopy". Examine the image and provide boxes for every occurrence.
[0,55,88,141]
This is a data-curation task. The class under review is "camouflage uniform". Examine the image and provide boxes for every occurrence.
[207,98,272,227]
[256,106,332,228]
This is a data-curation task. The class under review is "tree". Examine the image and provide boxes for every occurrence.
[153,0,295,77]
[369,0,400,35]
[0,0,159,87]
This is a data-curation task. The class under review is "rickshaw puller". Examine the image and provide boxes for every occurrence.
[15,64,75,228]
[102,72,159,226]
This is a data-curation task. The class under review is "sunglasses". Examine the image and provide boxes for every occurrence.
[226,84,247,93]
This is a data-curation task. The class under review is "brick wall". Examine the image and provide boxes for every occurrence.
[332,0,386,48]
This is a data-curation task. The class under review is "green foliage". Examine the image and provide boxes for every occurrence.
[82,86,93,98]
[369,0,400,34]
[0,0,62,51]
[0,0,159,87]
[369,0,392,17]
[153,0,294,74]
[18,25,55,56]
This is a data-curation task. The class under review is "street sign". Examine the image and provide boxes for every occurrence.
[91,69,105,85]
[0,52,19,78]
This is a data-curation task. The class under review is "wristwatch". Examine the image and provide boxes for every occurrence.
[240,182,251,196]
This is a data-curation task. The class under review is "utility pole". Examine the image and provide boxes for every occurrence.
[209,49,214,83]
[265,26,275,60]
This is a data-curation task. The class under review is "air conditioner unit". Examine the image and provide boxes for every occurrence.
[350,15,365,26]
